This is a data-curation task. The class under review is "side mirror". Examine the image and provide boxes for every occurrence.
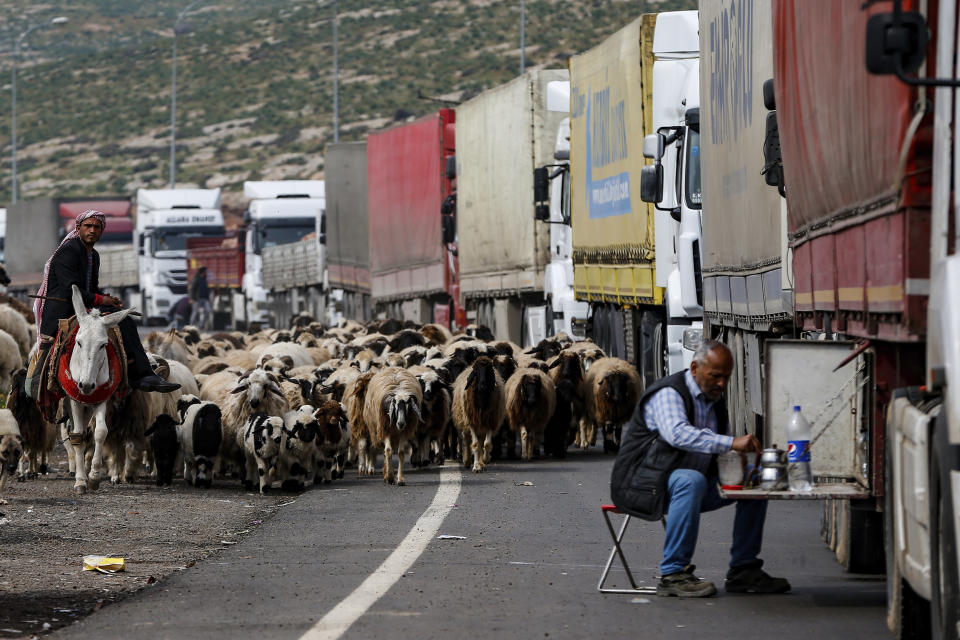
[535,205,550,221]
[533,167,550,203]
[640,165,663,204]
[865,10,928,76]
[441,215,456,244]
[445,155,457,180]
[642,134,663,161]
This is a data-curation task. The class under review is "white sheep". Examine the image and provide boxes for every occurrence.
[257,342,313,369]
[0,304,30,361]
[362,367,423,486]
[0,409,23,504]
[0,329,22,394]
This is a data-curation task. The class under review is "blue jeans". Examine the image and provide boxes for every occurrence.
[660,468,767,576]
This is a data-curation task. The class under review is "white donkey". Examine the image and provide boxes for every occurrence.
[65,284,135,494]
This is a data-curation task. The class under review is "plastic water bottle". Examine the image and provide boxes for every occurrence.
[787,405,813,491]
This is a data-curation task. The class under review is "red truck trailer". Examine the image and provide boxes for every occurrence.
[366,109,464,329]
[767,1,959,635]
[185,233,245,330]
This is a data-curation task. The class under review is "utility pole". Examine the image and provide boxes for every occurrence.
[520,0,525,75]
[170,0,203,188]
[332,0,339,143]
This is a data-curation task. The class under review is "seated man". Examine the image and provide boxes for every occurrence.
[634,339,789,597]
[34,210,179,393]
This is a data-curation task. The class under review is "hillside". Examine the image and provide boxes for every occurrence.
[0,0,695,209]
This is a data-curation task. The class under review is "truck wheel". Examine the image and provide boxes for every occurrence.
[843,500,885,574]
[637,310,665,390]
[886,428,932,638]
[929,409,960,640]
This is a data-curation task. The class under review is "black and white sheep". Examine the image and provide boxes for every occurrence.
[278,406,319,491]
[178,396,223,488]
[239,412,285,494]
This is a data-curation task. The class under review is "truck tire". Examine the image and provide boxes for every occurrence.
[842,500,885,574]
[886,430,932,638]
[637,310,665,390]
[929,409,960,640]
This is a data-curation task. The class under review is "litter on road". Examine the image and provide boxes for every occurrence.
[437,535,466,540]
[82,556,125,574]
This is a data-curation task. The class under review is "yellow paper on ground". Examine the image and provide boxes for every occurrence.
[83,555,125,573]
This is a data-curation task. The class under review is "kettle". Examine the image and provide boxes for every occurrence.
[757,447,788,491]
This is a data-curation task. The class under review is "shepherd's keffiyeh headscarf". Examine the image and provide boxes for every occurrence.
[34,209,107,345]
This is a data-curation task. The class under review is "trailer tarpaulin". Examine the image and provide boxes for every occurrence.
[326,142,370,292]
[773,0,916,243]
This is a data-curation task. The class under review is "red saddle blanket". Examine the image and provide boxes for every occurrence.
[36,317,129,421]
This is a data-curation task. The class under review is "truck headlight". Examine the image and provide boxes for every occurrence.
[682,327,702,351]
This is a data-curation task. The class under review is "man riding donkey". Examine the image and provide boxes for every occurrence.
[33,210,179,394]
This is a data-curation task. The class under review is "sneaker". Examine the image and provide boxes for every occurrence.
[656,565,717,598]
[724,559,791,594]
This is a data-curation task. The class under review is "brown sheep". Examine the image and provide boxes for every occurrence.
[362,367,422,485]
[343,371,376,476]
[420,323,452,347]
[504,368,556,461]
[452,356,505,473]
[582,357,641,453]
[312,400,349,483]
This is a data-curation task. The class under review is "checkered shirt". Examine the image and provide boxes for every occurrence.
[642,370,734,475]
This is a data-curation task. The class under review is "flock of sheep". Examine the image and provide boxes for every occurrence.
[0,301,646,497]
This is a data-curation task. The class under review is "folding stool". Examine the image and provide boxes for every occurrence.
[597,504,656,594]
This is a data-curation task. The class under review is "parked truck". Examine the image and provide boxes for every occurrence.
[698,0,884,574]
[569,12,703,386]
[766,0,959,635]
[366,109,463,329]
[693,0,959,635]
[457,69,579,345]
[242,181,325,327]
[5,197,135,299]
[325,142,371,324]
[135,188,225,324]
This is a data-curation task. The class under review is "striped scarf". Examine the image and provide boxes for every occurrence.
[34,209,107,346]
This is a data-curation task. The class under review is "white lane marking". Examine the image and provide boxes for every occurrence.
[300,466,462,640]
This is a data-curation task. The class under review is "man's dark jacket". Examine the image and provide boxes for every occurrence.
[39,238,101,338]
[610,370,729,520]
[189,272,209,301]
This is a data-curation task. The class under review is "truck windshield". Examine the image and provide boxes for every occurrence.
[153,226,225,254]
[685,128,702,209]
[259,221,315,252]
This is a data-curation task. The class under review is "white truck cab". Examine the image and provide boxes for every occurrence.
[641,10,704,373]
[242,180,325,326]
[538,80,589,341]
[135,188,225,324]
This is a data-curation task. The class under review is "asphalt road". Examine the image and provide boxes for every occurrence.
[54,449,889,640]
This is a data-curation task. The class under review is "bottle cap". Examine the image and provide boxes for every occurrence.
[793,405,801,412]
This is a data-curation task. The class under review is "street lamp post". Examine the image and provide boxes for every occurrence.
[10,16,68,204]
[170,0,203,188]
